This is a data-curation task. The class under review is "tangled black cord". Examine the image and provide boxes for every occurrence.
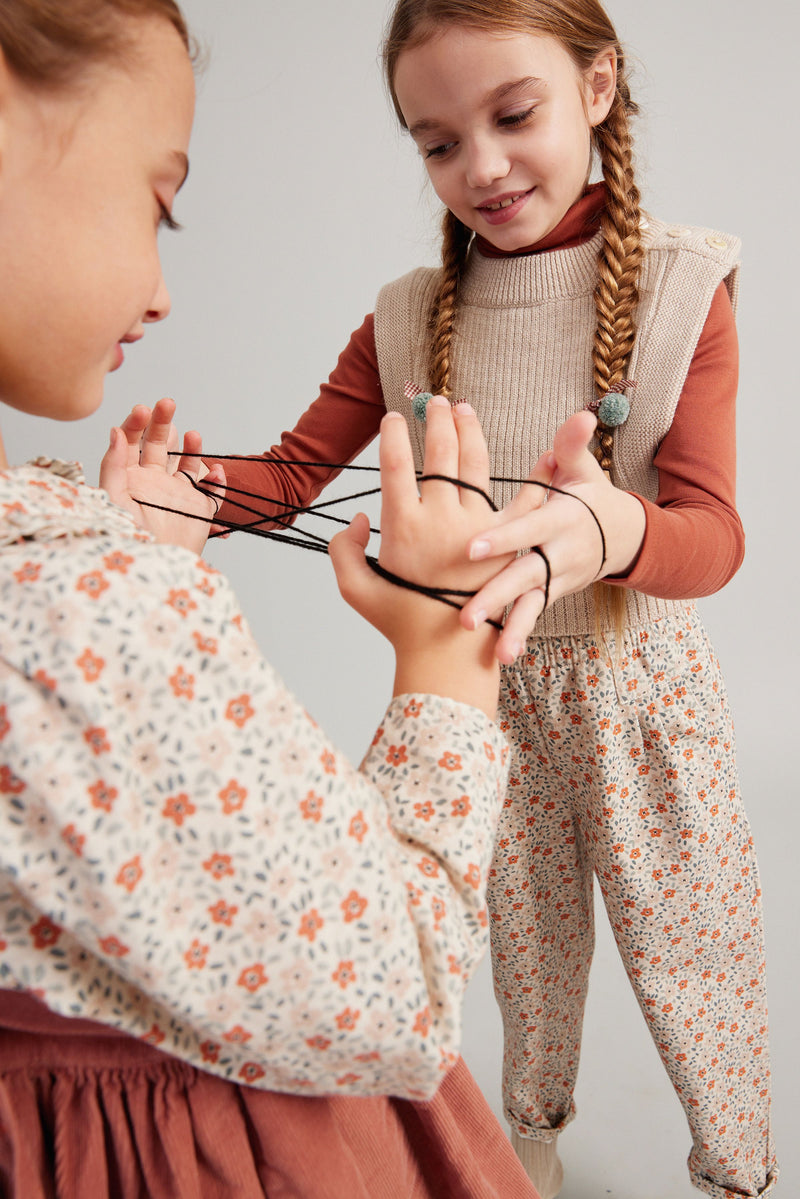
[136,454,607,630]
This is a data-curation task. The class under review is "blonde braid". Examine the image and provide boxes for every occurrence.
[428,209,472,397]
[590,79,644,631]
[591,82,644,474]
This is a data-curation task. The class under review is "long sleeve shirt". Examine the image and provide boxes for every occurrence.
[0,462,509,1100]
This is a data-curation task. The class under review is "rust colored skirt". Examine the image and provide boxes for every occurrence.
[0,991,537,1199]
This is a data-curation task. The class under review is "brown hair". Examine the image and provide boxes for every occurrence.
[384,0,643,626]
[0,0,192,88]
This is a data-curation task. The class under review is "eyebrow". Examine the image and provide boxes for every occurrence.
[407,76,545,138]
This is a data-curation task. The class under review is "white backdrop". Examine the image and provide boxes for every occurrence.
[4,3,796,1194]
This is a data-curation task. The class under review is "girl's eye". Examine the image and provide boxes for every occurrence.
[158,202,183,232]
[499,106,537,129]
[424,141,457,160]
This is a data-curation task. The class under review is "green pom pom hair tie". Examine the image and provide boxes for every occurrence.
[412,391,434,422]
[587,379,636,429]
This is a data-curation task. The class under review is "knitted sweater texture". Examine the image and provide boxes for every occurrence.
[374,216,740,637]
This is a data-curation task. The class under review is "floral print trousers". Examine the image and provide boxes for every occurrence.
[490,607,777,1197]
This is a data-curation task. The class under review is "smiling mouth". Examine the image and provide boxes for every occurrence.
[480,192,527,212]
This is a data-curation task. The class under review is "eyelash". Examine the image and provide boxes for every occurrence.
[158,203,183,232]
[424,106,538,159]
[499,105,537,128]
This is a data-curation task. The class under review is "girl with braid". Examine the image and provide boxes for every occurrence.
[212,2,777,1196]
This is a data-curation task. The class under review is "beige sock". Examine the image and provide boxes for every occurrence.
[510,1130,564,1199]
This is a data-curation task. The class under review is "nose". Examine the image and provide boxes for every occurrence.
[464,135,510,190]
[143,269,172,324]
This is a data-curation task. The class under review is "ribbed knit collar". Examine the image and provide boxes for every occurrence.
[461,182,606,306]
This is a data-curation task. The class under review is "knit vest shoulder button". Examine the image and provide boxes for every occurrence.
[705,234,728,250]
[666,226,690,237]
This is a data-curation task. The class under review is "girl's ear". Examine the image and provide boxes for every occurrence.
[585,46,617,127]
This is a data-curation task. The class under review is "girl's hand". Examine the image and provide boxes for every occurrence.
[99,398,226,554]
[329,398,512,716]
[460,410,647,664]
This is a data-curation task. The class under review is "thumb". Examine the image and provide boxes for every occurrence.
[98,426,130,505]
[328,512,372,605]
[551,410,599,483]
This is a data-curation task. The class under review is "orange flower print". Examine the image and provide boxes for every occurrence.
[320,749,337,775]
[299,908,324,941]
[335,1007,360,1031]
[403,698,423,718]
[0,766,25,795]
[103,550,133,573]
[203,852,234,880]
[30,915,61,950]
[13,558,45,587]
[162,792,196,826]
[225,694,254,728]
[413,1007,432,1037]
[76,571,109,600]
[341,890,368,923]
[463,863,481,890]
[83,726,110,756]
[14,561,41,584]
[142,1025,166,1047]
[306,1035,332,1051]
[208,899,238,926]
[300,791,324,822]
[332,960,356,989]
[418,857,439,879]
[61,823,85,856]
[406,882,423,907]
[88,779,117,811]
[76,648,104,683]
[200,1041,220,1063]
[218,779,247,814]
[385,744,408,767]
[414,800,435,822]
[239,1062,266,1083]
[223,1026,252,1044]
[168,666,195,700]
[438,751,462,772]
[166,588,197,618]
[431,896,446,926]
[34,669,56,692]
[348,810,368,843]
[99,935,130,958]
[451,794,471,818]
[192,631,218,655]
[0,705,8,741]
[116,855,143,893]
[237,963,268,992]
[184,939,209,970]
[196,575,216,597]
[336,1073,362,1088]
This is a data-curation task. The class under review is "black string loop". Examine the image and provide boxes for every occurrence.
[134,453,607,626]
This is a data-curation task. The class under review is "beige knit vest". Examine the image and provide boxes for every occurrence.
[374,215,740,638]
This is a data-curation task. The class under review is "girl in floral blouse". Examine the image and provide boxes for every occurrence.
[0,1,538,1195]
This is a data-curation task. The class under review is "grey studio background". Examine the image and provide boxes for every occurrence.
[3,2,796,1195]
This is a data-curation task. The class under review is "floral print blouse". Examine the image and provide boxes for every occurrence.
[0,464,509,1099]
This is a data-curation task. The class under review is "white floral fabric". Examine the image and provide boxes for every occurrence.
[0,464,509,1099]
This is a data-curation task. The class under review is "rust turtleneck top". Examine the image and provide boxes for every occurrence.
[218,184,743,600]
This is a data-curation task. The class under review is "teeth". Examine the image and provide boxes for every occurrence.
[484,193,522,212]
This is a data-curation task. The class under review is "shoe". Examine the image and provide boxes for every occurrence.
[510,1130,564,1199]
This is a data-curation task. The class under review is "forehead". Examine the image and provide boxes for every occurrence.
[394,27,579,119]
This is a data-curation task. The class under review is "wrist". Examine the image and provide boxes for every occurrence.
[392,614,501,719]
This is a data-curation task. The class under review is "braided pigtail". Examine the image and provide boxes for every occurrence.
[591,70,644,632]
[428,209,473,398]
